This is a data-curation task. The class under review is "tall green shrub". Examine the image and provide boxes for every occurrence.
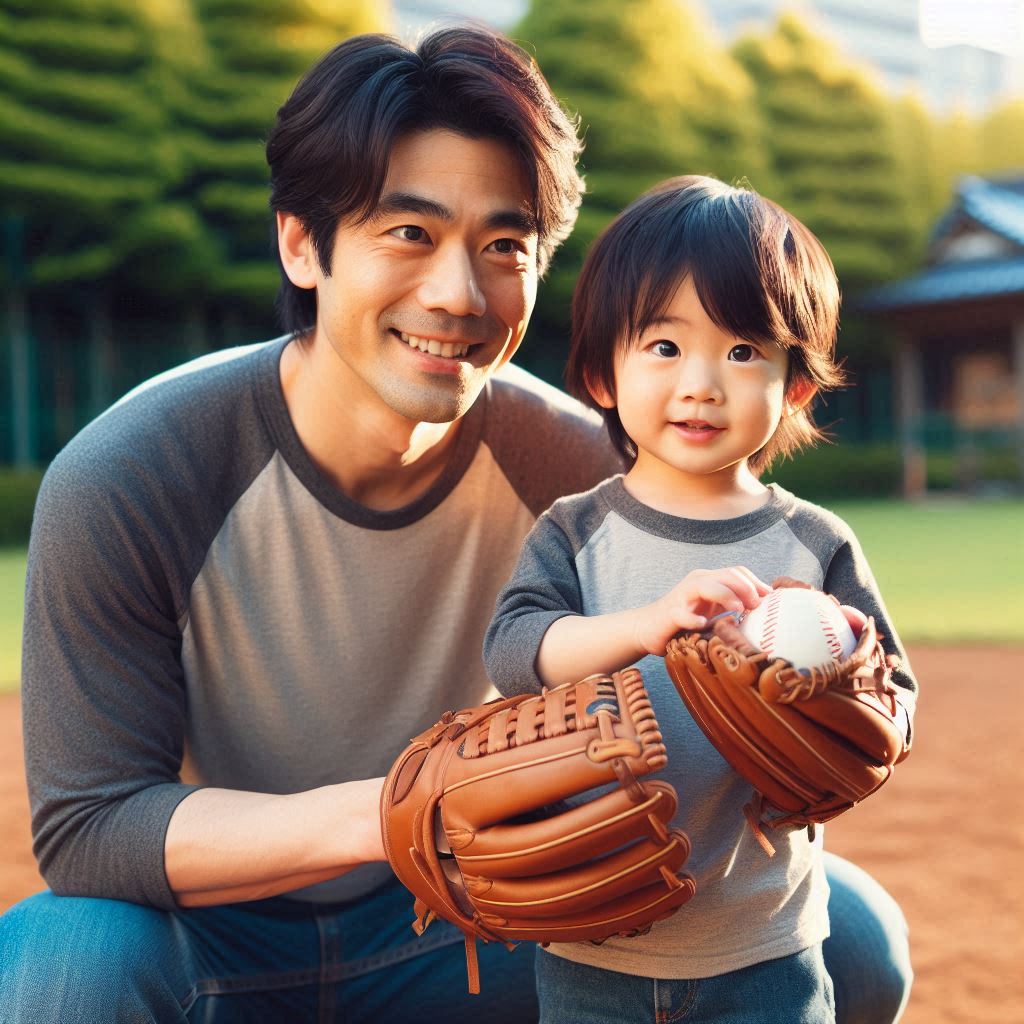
[514,0,763,374]
[734,14,917,289]
[176,0,386,316]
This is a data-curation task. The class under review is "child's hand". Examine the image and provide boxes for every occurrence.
[838,603,867,637]
[634,566,770,657]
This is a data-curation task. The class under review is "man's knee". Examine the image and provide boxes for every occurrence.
[824,853,913,1024]
[0,891,188,1022]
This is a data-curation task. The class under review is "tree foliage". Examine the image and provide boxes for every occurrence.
[733,13,917,290]
[153,0,385,310]
[513,0,762,362]
[0,0,175,289]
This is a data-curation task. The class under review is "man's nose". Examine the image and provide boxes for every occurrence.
[675,355,723,404]
[417,245,486,318]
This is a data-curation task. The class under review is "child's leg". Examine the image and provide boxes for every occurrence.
[535,945,834,1024]
[535,950,650,1023]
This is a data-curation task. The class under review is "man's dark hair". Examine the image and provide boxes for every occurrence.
[566,175,845,474]
[266,25,584,336]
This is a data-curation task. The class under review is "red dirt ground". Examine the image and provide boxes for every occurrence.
[2,646,1022,1023]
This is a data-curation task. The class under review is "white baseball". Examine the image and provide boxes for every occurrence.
[738,587,857,671]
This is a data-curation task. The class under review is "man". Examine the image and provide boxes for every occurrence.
[0,26,911,1022]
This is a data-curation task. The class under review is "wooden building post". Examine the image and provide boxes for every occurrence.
[896,334,926,500]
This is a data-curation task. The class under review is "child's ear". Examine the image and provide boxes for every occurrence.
[785,379,817,416]
[585,372,616,410]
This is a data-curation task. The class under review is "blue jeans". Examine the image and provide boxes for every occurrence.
[535,944,834,1023]
[0,853,909,1023]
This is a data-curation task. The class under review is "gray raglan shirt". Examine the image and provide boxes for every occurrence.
[484,476,917,979]
[22,337,620,910]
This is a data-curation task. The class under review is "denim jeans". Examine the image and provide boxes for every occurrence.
[535,944,834,1024]
[0,853,909,1023]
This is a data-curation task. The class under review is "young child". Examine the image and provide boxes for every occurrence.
[484,175,917,1023]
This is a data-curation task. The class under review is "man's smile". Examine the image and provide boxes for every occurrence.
[396,330,472,359]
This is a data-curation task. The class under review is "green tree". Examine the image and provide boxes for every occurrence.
[889,93,950,262]
[0,0,185,458]
[173,0,385,332]
[514,0,763,372]
[734,13,916,291]
[977,99,1024,177]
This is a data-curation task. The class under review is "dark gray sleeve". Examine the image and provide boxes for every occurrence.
[821,538,917,699]
[22,451,199,910]
[483,512,584,696]
[820,531,919,748]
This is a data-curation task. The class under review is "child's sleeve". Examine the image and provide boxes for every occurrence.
[823,530,919,747]
[484,512,583,697]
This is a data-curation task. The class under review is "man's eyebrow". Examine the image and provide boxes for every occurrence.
[370,192,453,222]
[369,192,537,236]
[484,209,538,236]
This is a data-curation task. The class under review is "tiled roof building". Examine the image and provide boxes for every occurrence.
[862,175,1024,496]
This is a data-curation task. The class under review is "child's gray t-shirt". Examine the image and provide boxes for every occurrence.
[484,475,917,980]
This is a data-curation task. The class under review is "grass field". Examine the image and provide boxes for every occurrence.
[830,498,1023,645]
[0,497,1020,692]
[0,549,25,694]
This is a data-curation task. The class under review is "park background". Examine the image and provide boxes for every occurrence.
[1,0,1022,1021]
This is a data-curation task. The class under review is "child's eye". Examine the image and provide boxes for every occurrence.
[652,340,679,358]
[728,344,758,362]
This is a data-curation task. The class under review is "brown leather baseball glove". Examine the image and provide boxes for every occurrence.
[380,668,696,993]
[664,578,910,856]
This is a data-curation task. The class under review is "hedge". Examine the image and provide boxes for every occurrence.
[0,468,43,546]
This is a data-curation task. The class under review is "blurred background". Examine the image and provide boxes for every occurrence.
[0,4,1022,1021]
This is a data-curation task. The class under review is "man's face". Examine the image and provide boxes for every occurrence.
[310,130,539,424]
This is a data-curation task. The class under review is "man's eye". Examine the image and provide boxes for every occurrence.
[488,238,520,255]
[728,344,757,362]
[389,225,428,243]
[653,341,679,358]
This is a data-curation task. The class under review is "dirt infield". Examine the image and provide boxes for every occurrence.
[2,646,1022,1023]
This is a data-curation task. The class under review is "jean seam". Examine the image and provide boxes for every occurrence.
[189,967,323,997]
[318,928,466,983]
[316,909,341,1024]
[661,979,699,1023]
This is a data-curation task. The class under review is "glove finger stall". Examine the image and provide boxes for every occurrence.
[448,780,678,878]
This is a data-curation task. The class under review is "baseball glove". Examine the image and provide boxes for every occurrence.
[664,578,909,856]
[380,668,696,993]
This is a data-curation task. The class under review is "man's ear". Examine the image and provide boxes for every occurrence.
[785,378,817,415]
[585,371,616,410]
[276,212,318,289]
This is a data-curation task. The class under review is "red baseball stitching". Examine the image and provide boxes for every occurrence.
[817,599,842,658]
[761,590,782,654]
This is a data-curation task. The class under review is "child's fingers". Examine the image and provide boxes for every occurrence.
[682,579,750,616]
[706,567,767,609]
[673,612,707,632]
[839,604,867,636]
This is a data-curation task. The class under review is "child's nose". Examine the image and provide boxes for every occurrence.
[675,357,723,404]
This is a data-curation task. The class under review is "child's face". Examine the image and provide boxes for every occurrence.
[592,276,797,484]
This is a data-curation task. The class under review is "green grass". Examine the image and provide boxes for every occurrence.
[0,498,1019,693]
[829,498,1024,645]
[0,548,26,693]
